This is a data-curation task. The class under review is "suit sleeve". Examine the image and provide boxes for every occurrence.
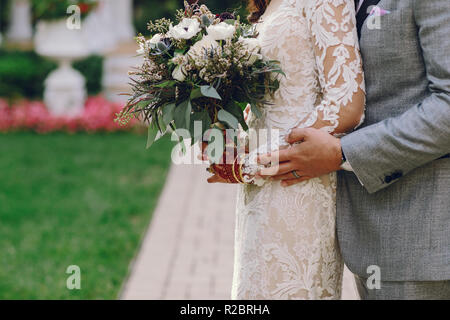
[340,0,450,194]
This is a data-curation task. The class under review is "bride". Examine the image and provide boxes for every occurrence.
[207,0,365,299]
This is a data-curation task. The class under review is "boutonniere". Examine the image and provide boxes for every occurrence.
[369,6,391,17]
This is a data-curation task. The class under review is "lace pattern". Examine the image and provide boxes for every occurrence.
[232,0,364,300]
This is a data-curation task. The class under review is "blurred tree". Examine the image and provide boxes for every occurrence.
[0,0,11,35]
[133,0,247,35]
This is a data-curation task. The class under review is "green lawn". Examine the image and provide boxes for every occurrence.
[0,133,173,299]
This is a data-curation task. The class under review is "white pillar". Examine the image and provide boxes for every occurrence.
[7,0,33,43]
[83,0,118,53]
[113,0,135,43]
[102,0,139,103]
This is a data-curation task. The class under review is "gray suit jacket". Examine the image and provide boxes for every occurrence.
[338,0,450,281]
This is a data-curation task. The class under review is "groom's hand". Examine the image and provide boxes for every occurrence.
[258,128,342,187]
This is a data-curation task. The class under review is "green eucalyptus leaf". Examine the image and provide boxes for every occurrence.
[190,88,202,100]
[174,100,192,130]
[174,100,187,129]
[201,86,222,100]
[250,103,263,118]
[190,110,212,143]
[218,109,239,129]
[157,113,167,134]
[226,101,248,131]
[190,86,222,101]
[185,100,192,129]
[162,103,176,125]
[146,122,159,149]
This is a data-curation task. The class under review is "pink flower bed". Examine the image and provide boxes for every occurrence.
[0,96,138,133]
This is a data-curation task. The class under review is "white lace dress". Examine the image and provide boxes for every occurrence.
[232,0,365,300]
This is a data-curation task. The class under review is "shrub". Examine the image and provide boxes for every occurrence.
[73,55,103,95]
[0,50,57,100]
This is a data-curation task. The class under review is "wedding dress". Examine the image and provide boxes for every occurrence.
[232,0,365,300]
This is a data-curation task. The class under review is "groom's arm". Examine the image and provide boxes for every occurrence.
[340,0,450,194]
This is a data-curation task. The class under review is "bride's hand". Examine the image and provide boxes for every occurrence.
[258,128,342,187]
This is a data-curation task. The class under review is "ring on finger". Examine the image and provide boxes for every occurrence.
[292,170,301,179]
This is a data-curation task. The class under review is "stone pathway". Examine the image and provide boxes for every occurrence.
[121,157,359,300]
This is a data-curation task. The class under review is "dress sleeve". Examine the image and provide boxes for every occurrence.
[303,0,366,134]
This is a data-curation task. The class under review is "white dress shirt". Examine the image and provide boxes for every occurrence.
[356,0,364,13]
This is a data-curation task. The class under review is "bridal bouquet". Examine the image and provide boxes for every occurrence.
[116,2,283,183]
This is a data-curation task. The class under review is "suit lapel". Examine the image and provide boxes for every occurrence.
[356,0,382,39]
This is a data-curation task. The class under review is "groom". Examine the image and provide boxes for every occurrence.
[264,0,450,299]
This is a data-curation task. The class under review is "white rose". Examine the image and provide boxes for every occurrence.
[168,18,201,40]
[206,22,236,40]
[172,65,186,82]
[238,36,262,64]
[187,35,219,58]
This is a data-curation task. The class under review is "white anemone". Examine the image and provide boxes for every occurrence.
[206,22,236,40]
[168,18,201,40]
[187,35,219,58]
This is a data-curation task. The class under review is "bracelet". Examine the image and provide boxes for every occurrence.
[238,156,246,184]
[232,157,243,184]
